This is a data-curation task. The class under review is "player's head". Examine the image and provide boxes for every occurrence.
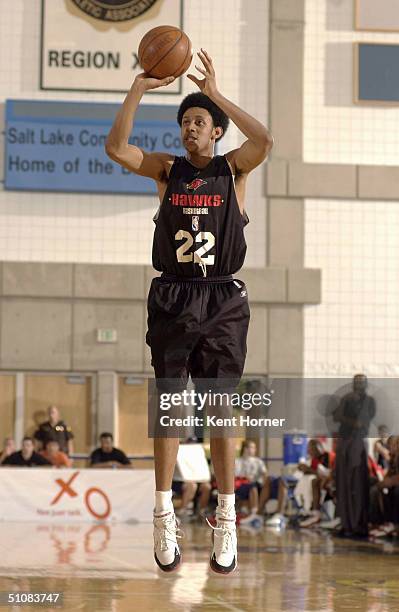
[3,437,15,453]
[100,432,113,452]
[177,93,229,152]
[353,373,367,393]
[21,436,34,456]
[307,439,324,458]
[240,440,257,457]
[48,404,60,422]
[45,437,60,455]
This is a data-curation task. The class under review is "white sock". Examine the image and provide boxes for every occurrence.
[155,490,173,514]
[217,493,236,518]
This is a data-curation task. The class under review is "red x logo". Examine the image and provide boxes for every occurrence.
[50,471,80,506]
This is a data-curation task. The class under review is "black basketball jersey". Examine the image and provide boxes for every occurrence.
[152,155,248,277]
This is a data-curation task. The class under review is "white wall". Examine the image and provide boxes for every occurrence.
[304,0,399,165]
[0,0,269,266]
[305,198,399,376]
[303,0,399,376]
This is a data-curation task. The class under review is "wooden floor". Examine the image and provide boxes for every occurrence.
[0,521,398,611]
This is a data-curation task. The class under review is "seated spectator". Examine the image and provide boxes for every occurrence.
[369,435,399,538]
[373,425,390,471]
[0,437,16,465]
[34,405,74,456]
[368,453,385,527]
[40,437,72,468]
[90,433,132,469]
[266,439,335,528]
[234,440,269,524]
[1,436,52,467]
[297,439,335,527]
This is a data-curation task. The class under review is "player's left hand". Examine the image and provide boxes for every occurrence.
[187,49,219,98]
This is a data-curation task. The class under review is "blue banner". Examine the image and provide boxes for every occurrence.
[5,100,185,194]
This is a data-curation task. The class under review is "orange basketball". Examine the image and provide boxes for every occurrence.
[138,25,192,79]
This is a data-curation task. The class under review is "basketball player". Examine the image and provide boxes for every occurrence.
[105,49,273,574]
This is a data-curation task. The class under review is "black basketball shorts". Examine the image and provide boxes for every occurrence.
[146,275,250,392]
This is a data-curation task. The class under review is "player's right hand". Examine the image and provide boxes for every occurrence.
[133,72,175,91]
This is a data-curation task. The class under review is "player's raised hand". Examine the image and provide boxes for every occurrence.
[133,72,175,92]
[187,49,218,97]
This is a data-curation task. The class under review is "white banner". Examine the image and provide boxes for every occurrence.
[0,468,154,523]
[41,0,183,93]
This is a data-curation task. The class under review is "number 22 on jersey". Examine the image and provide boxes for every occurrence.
[175,230,215,265]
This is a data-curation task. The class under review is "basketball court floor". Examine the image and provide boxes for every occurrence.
[0,521,397,611]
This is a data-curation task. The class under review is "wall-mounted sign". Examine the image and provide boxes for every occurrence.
[5,99,185,194]
[41,0,183,93]
[354,43,399,105]
[70,0,158,23]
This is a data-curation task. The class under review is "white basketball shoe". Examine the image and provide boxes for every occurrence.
[153,509,182,572]
[207,508,237,574]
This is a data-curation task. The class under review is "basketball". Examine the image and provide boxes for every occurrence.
[138,26,192,79]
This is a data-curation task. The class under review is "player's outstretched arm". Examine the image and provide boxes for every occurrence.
[105,74,175,180]
[187,49,273,174]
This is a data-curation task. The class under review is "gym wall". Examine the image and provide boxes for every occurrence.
[303,0,399,377]
[0,0,268,268]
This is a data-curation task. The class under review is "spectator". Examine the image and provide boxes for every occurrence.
[34,405,74,456]
[90,433,132,469]
[266,439,335,527]
[1,436,51,467]
[379,436,399,533]
[235,440,269,524]
[0,437,16,465]
[40,437,72,468]
[333,373,376,538]
[370,436,399,538]
[368,452,386,529]
[374,425,390,471]
[297,439,335,527]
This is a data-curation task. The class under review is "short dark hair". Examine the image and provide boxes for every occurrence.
[308,439,324,456]
[177,93,229,141]
[100,432,113,440]
[22,436,33,443]
[45,435,59,448]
